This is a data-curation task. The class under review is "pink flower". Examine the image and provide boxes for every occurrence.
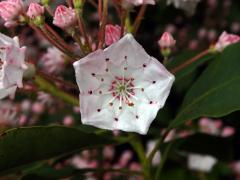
[221,126,235,137]
[40,47,65,75]
[105,24,121,46]
[0,0,23,27]
[215,31,240,52]
[27,3,44,19]
[158,32,176,49]
[53,5,76,29]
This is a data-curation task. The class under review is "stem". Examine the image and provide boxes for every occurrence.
[76,9,92,52]
[67,0,73,7]
[72,30,87,54]
[132,5,147,35]
[98,0,108,49]
[34,75,79,106]
[88,0,98,8]
[30,24,69,55]
[120,8,127,37]
[43,24,75,54]
[130,134,151,180]
[37,71,78,90]
[154,141,173,180]
[147,129,169,163]
[170,49,209,74]
[98,0,102,20]
[45,5,54,16]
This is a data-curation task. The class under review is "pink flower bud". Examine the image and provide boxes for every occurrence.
[105,24,121,46]
[63,115,74,126]
[158,32,176,49]
[221,127,235,137]
[0,0,23,27]
[53,5,76,29]
[27,3,44,19]
[215,31,240,52]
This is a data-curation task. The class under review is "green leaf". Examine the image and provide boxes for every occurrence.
[170,43,240,128]
[0,125,116,174]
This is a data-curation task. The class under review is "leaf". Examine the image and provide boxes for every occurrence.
[0,125,116,174]
[170,43,240,128]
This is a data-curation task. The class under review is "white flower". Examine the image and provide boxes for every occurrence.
[73,34,174,134]
[188,154,217,172]
[167,0,201,15]
[0,32,26,99]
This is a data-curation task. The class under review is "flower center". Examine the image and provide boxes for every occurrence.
[108,76,136,107]
[117,84,126,93]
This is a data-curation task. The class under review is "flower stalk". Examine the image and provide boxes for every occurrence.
[170,49,209,74]
[132,5,147,35]
[130,134,151,180]
[98,0,108,49]
[34,75,79,106]
[75,6,92,53]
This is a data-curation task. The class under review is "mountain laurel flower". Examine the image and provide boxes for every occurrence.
[27,3,44,19]
[158,32,176,49]
[40,47,65,75]
[73,34,175,134]
[188,154,217,172]
[0,0,24,27]
[105,24,121,46]
[167,0,201,15]
[0,33,27,99]
[123,0,155,6]
[53,5,77,29]
[214,31,240,52]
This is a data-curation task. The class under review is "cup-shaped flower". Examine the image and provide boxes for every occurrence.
[27,3,44,19]
[73,34,175,134]
[53,5,77,29]
[105,24,121,46]
[0,33,27,99]
[123,0,155,6]
[0,0,24,27]
[158,32,176,49]
[188,154,217,172]
[167,0,201,15]
[214,31,240,52]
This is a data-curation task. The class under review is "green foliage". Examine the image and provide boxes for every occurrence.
[0,126,116,174]
[170,43,240,128]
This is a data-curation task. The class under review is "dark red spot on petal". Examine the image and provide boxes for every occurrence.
[114,118,118,121]
[88,90,93,94]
